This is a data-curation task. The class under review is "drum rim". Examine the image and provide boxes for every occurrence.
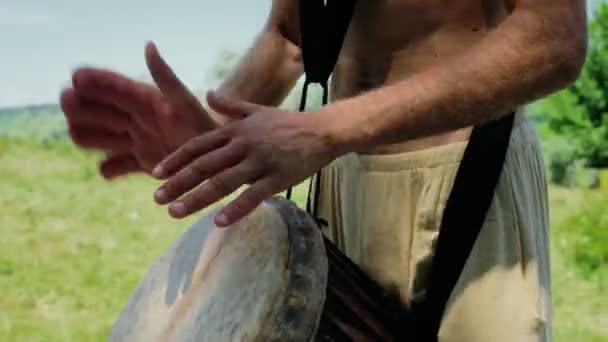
[259,196,328,342]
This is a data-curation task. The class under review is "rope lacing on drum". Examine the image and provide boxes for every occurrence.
[285,0,356,230]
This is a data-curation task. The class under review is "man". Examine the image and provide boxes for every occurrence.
[60,0,587,340]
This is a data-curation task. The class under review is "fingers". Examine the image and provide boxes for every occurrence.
[206,91,259,120]
[215,177,278,227]
[145,42,215,127]
[71,67,163,132]
[152,131,229,179]
[154,142,246,204]
[61,88,130,133]
[165,161,260,219]
[145,42,185,96]
[68,125,132,151]
[62,86,151,153]
[99,154,143,179]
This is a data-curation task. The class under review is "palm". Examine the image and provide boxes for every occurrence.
[61,42,218,178]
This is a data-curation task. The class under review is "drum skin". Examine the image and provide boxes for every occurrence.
[108,197,328,342]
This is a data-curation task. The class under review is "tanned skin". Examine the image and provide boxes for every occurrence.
[62,0,587,227]
[60,2,302,176]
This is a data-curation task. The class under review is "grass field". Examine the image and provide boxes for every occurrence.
[0,138,606,341]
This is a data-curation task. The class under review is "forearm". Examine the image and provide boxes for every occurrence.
[319,3,587,154]
[212,30,303,124]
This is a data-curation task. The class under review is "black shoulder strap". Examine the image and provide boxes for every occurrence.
[292,2,517,340]
[299,0,357,85]
[285,0,356,226]
[417,112,516,340]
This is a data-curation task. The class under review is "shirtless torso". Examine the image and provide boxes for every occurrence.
[217,0,528,155]
[331,0,515,154]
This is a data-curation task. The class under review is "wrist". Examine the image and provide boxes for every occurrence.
[309,103,362,158]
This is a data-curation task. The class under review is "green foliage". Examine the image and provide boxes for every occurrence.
[557,191,608,279]
[568,3,608,167]
[532,4,608,170]
[531,92,582,185]
[548,187,607,341]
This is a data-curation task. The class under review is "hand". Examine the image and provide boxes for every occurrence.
[60,42,222,179]
[152,91,341,227]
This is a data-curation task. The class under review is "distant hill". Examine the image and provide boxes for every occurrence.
[0,103,61,117]
[0,103,68,141]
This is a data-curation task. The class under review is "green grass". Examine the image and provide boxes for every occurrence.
[548,188,607,341]
[0,138,309,341]
[0,138,605,341]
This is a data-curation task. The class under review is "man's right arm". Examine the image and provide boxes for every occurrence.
[211,0,303,125]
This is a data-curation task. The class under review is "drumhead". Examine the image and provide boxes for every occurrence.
[108,197,328,342]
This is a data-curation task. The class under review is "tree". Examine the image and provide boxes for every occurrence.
[568,3,608,167]
[532,3,608,170]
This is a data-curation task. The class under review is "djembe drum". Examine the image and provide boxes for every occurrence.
[108,196,409,342]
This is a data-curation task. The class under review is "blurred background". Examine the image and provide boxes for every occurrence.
[0,1,606,341]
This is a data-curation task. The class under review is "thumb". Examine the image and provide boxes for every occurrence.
[206,90,260,120]
[145,42,214,124]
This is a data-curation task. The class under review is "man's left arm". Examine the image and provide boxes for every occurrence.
[317,0,588,155]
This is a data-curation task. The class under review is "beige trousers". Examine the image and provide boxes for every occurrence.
[314,115,552,341]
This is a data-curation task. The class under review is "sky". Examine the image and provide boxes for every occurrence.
[0,0,270,108]
[0,0,603,109]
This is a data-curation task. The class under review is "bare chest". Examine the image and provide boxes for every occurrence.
[331,0,511,98]
[326,0,512,154]
[347,0,511,40]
